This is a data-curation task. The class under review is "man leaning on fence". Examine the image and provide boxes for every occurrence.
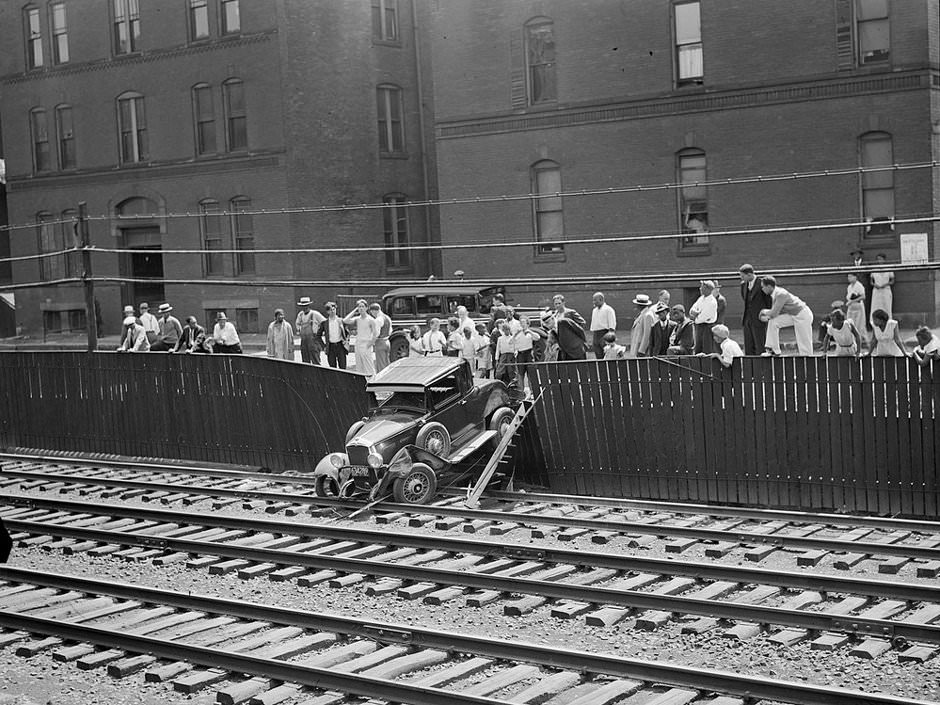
[117,315,149,352]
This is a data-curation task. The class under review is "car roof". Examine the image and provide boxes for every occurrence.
[383,285,501,298]
[367,356,466,391]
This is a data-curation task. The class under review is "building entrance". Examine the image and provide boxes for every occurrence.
[121,227,164,309]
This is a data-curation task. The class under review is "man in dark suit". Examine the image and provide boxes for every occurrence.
[317,301,349,369]
[648,302,676,356]
[739,263,772,355]
[666,304,694,355]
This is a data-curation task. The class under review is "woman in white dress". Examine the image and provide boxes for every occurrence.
[845,273,866,342]
[343,299,378,375]
[869,253,894,324]
[821,309,860,357]
[869,309,907,357]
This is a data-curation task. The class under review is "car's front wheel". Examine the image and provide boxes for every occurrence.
[392,462,438,504]
[314,474,340,498]
[415,421,451,457]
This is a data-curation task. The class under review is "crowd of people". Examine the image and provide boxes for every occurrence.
[115,251,940,373]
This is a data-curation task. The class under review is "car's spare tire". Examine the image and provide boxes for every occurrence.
[488,406,516,450]
[392,462,438,505]
[415,421,451,457]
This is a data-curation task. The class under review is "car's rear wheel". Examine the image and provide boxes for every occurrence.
[415,421,451,457]
[314,474,340,497]
[392,463,438,505]
[488,406,516,450]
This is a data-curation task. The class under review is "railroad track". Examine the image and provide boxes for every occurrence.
[0,565,935,705]
[3,453,940,578]
[3,496,940,663]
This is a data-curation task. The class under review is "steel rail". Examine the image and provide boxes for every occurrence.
[4,469,940,559]
[0,566,932,705]
[7,515,940,643]
[6,496,938,601]
[5,451,940,533]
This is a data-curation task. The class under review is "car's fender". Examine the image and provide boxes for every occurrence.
[481,384,513,420]
[312,453,345,480]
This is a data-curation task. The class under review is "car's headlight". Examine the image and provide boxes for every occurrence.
[330,453,346,469]
[367,452,384,469]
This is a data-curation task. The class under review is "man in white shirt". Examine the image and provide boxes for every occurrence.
[589,292,617,359]
[212,312,242,354]
[760,275,814,356]
[138,302,159,345]
[689,280,719,354]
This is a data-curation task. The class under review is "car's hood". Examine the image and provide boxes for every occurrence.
[349,413,419,447]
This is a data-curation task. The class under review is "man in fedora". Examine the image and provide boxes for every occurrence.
[648,301,675,356]
[212,312,242,354]
[150,303,183,351]
[295,296,325,364]
[626,293,654,358]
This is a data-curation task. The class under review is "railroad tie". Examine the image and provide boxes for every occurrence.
[374,511,406,525]
[565,678,643,705]
[808,596,870,650]
[434,517,464,530]
[412,656,493,688]
[216,677,274,705]
[895,604,940,663]
[356,648,448,680]
[509,669,582,703]
[461,664,541,697]
[245,682,301,705]
[635,688,699,705]
[917,560,940,578]
[172,668,230,694]
[407,514,437,528]
[298,639,378,669]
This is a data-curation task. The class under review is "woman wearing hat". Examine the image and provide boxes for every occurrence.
[212,312,242,354]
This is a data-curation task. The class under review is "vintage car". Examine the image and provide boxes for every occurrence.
[312,356,517,504]
[381,284,547,361]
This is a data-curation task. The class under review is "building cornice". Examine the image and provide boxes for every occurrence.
[6,152,283,192]
[1,30,277,85]
[437,69,936,139]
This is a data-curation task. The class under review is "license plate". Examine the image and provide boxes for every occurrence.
[340,466,371,480]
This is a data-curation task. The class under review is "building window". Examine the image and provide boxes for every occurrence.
[678,149,709,249]
[222,79,247,151]
[525,18,556,104]
[231,197,255,275]
[221,0,240,34]
[860,132,894,236]
[189,0,209,40]
[37,212,63,281]
[383,194,410,270]
[55,105,75,170]
[377,84,404,154]
[856,0,889,64]
[50,2,69,64]
[371,0,398,42]
[117,92,147,163]
[532,160,564,255]
[675,1,703,84]
[199,199,224,275]
[192,84,216,155]
[25,6,43,69]
[60,208,78,278]
[235,307,258,333]
[30,108,51,173]
[113,0,140,55]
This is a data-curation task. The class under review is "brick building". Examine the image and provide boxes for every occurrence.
[428,0,940,324]
[0,0,438,337]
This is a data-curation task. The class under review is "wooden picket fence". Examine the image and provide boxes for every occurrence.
[526,356,940,519]
[0,352,370,473]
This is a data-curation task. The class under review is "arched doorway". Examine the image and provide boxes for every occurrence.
[116,197,164,309]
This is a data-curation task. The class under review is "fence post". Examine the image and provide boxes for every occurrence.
[77,202,97,352]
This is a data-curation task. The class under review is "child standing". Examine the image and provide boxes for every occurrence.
[602,331,626,359]
[474,323,492,378]
[458,326,477,372]
[493,321,516,386]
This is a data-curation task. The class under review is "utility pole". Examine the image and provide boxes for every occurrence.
[77,202,97,352]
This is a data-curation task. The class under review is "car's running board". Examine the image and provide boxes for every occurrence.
[446,430,497,464]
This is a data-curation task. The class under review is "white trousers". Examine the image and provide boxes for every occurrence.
[765,307,814,356]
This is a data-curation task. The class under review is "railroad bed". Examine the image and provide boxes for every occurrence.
[0,566,935,705]
[2,451,940,703]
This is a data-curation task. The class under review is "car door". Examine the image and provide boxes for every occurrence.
[428,367,485,450]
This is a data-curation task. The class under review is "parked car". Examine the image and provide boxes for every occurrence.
[381,284,546,361]
[312,356,518,504]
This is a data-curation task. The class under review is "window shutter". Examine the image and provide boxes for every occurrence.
[835,0,855,70]
[510,29,527,109]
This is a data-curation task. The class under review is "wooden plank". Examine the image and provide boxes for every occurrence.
[686,359,707,502]
[646,358,668,500]
[599,361,628,500]
[931,360,940,517]
[802,356,823,510]
[815,357,836,512]
[905,359,924,517]
[664,362,686,501]
[856,356,878,514]
[739,358,758,506]
[870,357,890,514]
[834,357,857,512]
[580,362,606,496]
[883,357,904,515]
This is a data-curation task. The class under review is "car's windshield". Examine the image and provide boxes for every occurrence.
[376,391,427,411]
